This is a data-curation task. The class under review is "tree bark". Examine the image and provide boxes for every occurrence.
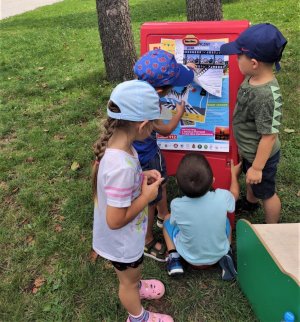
[186,0,223,21]
[96,0,137,81]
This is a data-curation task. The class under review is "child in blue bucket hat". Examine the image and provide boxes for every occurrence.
[133,49,195,262]
[220,23,287,223]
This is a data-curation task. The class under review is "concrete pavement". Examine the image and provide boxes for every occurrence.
[1,0,63,19]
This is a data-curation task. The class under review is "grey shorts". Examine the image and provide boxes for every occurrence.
[141,150,168,205]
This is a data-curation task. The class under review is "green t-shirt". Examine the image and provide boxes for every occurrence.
[233,76,282,162]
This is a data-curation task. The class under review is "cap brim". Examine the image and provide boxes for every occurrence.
[171,64,194,87]
[220,41,242,55]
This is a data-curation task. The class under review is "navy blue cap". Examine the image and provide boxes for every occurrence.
[220,23,287,71]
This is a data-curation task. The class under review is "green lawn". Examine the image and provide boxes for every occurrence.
[1,0,299,321]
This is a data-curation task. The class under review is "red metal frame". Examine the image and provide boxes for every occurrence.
[140,21,250,226]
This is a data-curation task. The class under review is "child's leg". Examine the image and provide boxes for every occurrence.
[246,183,259,204]
[156,183,170,223]
[145,203,157,245]
[247,152,281,223]
[218,218,237,281]
[162,215,176,251]
[115,266,174,322]
[226,217,232,244]
[144,203,167,262]
[114,266,142,316]
[263,193,281,223]
[163,216,183,276]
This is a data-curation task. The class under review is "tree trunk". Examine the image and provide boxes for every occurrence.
[186,0,223,21]
[96,0,137,81]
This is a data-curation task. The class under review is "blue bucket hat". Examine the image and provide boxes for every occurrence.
[108,80,161,121]
[134,49,194,87]
[220,23,287,71]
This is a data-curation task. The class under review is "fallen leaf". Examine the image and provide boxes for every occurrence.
[284,128,295,134]
[43,129,49,132]
[41,83,48,88]
[54,134,66,140]
[71,161,80,171]
[18,218,29,227]
[37,66,45,71]
[32,277,45,293]
[104,261,113,270]
[53,215,65,222]
[12,187,19,194]
[89,250,98,263]
[0,181,8,191]
[297,190,300,197]
[54,224,62,232]
[26,235,35,245]
[25,157,34,163]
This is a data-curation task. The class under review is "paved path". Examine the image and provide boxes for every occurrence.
[1,0,63,20]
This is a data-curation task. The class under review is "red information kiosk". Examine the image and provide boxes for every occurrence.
[140,21,250,226]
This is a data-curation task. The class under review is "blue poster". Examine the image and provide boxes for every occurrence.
[157,39,229,153]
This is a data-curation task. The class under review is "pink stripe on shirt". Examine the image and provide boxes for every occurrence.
[105,186,133,192]
[106,192,132,198]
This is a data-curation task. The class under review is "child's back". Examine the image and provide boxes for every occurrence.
[163,153,241,280]
[171,188,234,265]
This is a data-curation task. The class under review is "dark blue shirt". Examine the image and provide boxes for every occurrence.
[133,131,159,166]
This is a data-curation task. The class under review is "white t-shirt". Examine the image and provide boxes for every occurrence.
[93,148,148,263]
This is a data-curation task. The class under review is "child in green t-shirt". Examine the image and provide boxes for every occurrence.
[220,23,287,223]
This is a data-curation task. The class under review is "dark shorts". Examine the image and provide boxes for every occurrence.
[141,150,168,205]
[110,255,144,271]
[242,151,280,200]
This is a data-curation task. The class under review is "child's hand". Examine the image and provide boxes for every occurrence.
[175,100,186,117]
[186,62,197,71]
[246,166,262,184]
[141,175,165,203]
[231,160,242,178]
[143,170,161,184]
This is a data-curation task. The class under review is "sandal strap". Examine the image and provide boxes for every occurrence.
[157,216,164,224]
[144,238,167,256]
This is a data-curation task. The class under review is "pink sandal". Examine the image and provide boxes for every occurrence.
[139,279,165,300]
[126,311,174,322]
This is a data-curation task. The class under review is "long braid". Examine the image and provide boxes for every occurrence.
[92,102,128,198]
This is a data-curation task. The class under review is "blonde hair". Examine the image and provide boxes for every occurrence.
[92,101,132,197]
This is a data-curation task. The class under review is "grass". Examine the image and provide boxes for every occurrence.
[0,0,299,321]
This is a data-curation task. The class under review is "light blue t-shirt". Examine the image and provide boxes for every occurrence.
[170,189,235,265]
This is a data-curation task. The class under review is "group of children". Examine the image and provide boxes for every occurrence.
[92,23,287,322]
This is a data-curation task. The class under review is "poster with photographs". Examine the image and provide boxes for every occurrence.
[149,38,230,152]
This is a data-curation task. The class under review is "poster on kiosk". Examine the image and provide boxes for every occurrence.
[140,21,250,225]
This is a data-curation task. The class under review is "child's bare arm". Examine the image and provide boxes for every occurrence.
[186,62,197,70]
[230,160,242,201]
[246,134,277,184]
[106,176,164,229]
[154,101,185,136]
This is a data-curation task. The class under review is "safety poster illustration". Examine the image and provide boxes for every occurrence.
[151,38,230,152]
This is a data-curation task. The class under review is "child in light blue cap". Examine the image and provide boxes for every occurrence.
[92,80,174,322]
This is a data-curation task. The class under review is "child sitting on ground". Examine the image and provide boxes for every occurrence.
[220,23,287,223]
[163,153,241,281]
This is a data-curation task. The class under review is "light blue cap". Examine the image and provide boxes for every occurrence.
[108,80,161,121]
